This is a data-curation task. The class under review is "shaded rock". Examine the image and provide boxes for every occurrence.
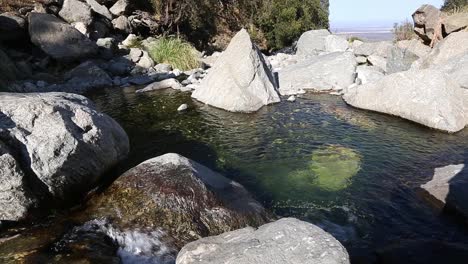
[109,0,129,16]
[192,29,280,113]
[59,0,93,26]
[412,4,442,43]
[0,48,21,90]
[63,61,113,93]
[444,13,468,35]
[73,21,88,36]
[136,78,182,93]
[107,58,133,76]
[176,218,350,264]
[0,12,26,42]
[278,52,357,95]
[296,29,330,56]
[354,41,393,58]
[112,15,131,33]
[90,19,110,40]
[367,55,387,72]
[86,0,112,20]
[0,93,129,220]
[356,65,385,85]
[29,13,98,62]
[81,153,271,247]
[325,35,349,52]
[421,164,468,220]
[396,39,431,58]
[343,69,468,133]
[386,47,420,74]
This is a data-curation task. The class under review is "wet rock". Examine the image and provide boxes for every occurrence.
[296,29,330,56]
[136,78,182,93]
[412,4,442,43]
[86,0,112,20]
[278,52,357,95]
[176,218,350,264]
[0,93,129,220]
[82,153,271,247]
[59,0,93,26]
[0,12,27,42]
[192,29,280,113]
[343,69,468,133]
[29,13,98,62]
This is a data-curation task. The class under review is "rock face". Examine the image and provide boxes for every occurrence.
[29,13,98,62]
[412,4,441,43]
[436,52,468,89]
[278,52,357,95]
[86,0,112,20]
[176,218,350,264]
[296,29,330,56]
[343,69,468,133]
[443,13,468,35]
[421,164,468,220]
[192,29,280,112]
[59,0,93,26]
[356,65,384,85]
[417,32,468,68]
[0,93,129,221]
[386,47,420,74]
[82,153,271,247]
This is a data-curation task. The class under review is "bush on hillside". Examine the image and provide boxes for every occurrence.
[393,20,416,41]
[441,0,468,12]
[147,37,200,70]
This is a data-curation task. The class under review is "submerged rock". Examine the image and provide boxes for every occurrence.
[0,93,129,221]
[82,153,271,247]
[278,52,357,95]
[343,69,468,133]
[136,78,182,93]
[176,218,350,264]
[192,29,280,112]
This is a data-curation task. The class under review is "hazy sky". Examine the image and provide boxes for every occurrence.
[330,0,444,28]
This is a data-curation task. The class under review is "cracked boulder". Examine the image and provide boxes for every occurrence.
[0,93,129,221]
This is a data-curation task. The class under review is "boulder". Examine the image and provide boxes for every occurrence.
[436,52,468,89]
[86,0,112,20]
[443,13,468,35]
[59,0,93,26]
[353,41,393,58]
[355,65,384,85]
[176,218,350,264]
[191,29,280,113]
[109,0,129,16]
[0,93,129,221]
[412,4,442,43]
[121,33,138,47]
[0,12,27,42]
[356,56,367,64]
[367,55,387,72]
[386,47,420,74]
[136,78,182,93]
[396,39,431,59]
[29,13,98,62]
[63,61,113,93]
[296,29,330,56]
[0,48,21,90]
[278,52,357,95]
[325,35,349,52]
[343,69,468,133]
[81,153,271,247]
[112,15,131,33]
[137,51,154,68]
[128,48,143,62]
[417,32,468,68]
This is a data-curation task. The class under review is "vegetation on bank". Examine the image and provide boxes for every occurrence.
[0,0,34,12]
[147,37,200,70]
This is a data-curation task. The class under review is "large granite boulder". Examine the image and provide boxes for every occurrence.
[443,13,468,35]
[416,32,468,68]
[29,13,98,62]
[344,69,468,132]
[396,39,431,58]
[59,0,93,26]
[421,164,468,221]
[81,153,271,247]
[0,12,27,42]
[355,65,384,85]
[278,52,357,95]
[386,47,420,74]
[436,52,468,89]
[176,218,350,264]
[0,93,129,221]
[109,0,129,16]
[412,4,442,44]
[353,41,393,58]
[325,35,349,52]
[296,29,330,56]
[192,29,280,113]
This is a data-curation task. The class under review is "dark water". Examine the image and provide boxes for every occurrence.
[88,86,468,263]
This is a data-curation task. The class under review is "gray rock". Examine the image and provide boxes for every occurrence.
[356,56,368,64]
[176,218,350,264]
[296,29,330,56]
[107,59,132,76]
[29,13,98,62]
[129,48,143,62]
[121,33,138,47]
[154,63,173,73]
[367,55,387,72]
[136,78,182,93]
[278,52,357,95]
[96,37,117,50]
[86,0,112,20]
[109,0,129,16]
[353,41,393,58]
[0,48,20,89]
[412,4,441,43]
[436,52,468,89]
[63,61,113,93]
[59,0,93,26]
[416,32,468,68]
[72,22,88,36]
[177,104,188,111]
[396,39,431,58]
[356,65,385,85]
[0,92,129,219]
[443,13,468,35]
[127,75,153,85]
[386,47,420,74]
[112,15,131,33]
[343,69,468,133]
[137,51,155,69]
[325,35,349,52]
[421,165,467,217]
[192,29,280,113]
[0,12,26,42]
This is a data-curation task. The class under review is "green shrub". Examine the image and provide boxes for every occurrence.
[147,37,200,70]
[393,20,416,41]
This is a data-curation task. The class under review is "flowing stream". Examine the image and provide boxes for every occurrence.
[25,86,467,263]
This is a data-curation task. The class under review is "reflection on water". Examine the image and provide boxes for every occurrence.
[88,86,468,261]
